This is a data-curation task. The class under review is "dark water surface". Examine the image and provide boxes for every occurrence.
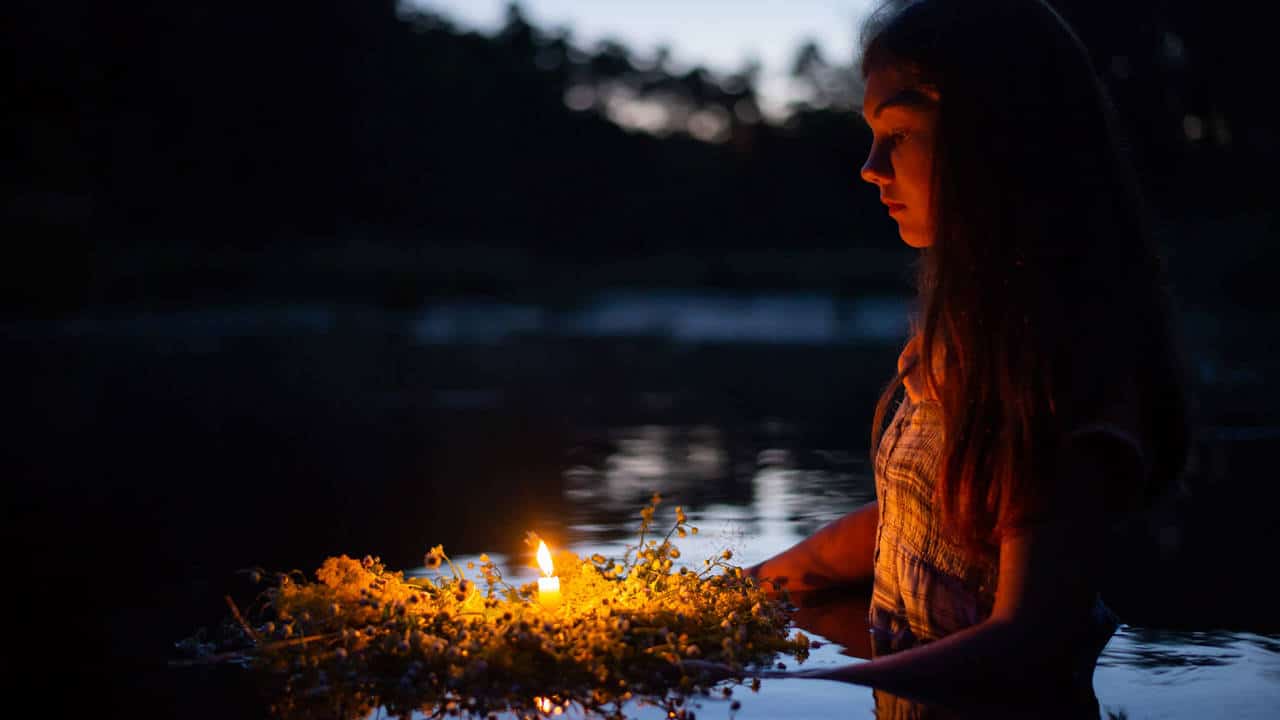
[5,293,1278,719]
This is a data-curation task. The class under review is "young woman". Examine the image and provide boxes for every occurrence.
[739,0,1190,709]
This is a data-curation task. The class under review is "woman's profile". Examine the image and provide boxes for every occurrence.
[736,0,1191,712]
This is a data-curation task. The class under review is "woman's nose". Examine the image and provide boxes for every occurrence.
[860,142,891,185]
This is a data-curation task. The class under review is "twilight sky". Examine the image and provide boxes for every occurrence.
[410,0,879,118]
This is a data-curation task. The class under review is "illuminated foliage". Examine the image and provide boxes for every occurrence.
[175,494,809,719]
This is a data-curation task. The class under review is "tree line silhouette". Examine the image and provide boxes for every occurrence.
[5,1,1275,312]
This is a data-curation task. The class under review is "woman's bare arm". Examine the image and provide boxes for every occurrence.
[746,500,879,593]
[786,519,1098,703]
[771,437,1123,702]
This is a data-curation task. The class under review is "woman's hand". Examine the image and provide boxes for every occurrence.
[744,501,879,594]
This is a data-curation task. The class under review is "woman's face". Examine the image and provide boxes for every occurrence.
[860,65,940,248]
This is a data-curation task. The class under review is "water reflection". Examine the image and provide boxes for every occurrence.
[21,291,911,347]
[1094,626,1280,719]
[556,290,910,345]
[559,423,874,571]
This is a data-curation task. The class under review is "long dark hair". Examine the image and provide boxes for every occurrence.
[862,0,1190,547]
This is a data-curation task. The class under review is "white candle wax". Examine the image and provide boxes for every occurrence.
[538,576,561,606]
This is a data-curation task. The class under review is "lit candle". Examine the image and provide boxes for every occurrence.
[536,540,561,607]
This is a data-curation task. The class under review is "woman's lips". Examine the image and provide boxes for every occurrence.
[885,202,907,216]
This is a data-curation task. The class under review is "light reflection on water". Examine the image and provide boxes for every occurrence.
[23,291,911,347]
[1095,628,1280,718]
[425,423,1280,720]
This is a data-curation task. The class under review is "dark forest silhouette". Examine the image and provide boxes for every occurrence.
[5,1,1276,312]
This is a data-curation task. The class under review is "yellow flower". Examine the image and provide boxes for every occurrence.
[424,545,445,570]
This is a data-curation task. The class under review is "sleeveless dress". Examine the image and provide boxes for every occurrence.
[867,336,1140,684]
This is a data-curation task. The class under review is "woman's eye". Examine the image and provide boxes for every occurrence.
[874,129,909,147]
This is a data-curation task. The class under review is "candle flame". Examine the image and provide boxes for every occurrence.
[536,540,554,577]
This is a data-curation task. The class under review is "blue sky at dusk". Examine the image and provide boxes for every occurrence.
[410,1,878,118]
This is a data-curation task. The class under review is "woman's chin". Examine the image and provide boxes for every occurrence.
[898,228,933,249]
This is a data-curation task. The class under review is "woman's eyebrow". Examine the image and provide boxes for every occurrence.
[870,87,939,118]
